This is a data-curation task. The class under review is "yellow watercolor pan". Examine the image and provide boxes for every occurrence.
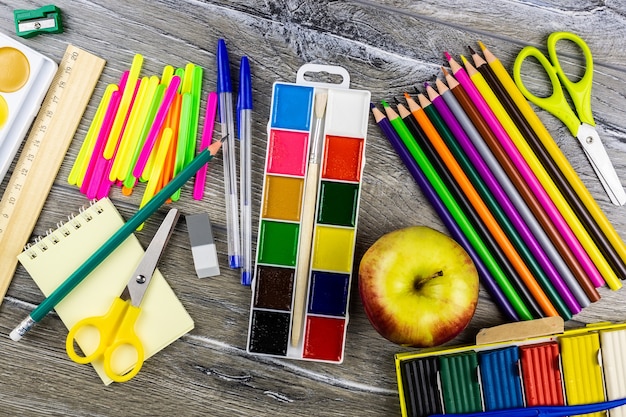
[0,33,57,182]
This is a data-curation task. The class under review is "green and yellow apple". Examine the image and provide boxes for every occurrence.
[358,226,479,347]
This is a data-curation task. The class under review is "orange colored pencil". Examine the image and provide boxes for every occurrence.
[404,92,558,317]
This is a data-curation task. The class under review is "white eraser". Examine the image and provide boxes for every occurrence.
[185,213,221,278]
[9,328,22,342]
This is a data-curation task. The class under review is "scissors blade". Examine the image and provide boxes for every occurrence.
[576,123,626,206]
[124,209,180,307]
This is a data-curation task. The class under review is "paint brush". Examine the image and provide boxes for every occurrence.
[291,91,328,347]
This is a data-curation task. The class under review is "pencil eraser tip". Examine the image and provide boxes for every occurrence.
[9,329,22,341]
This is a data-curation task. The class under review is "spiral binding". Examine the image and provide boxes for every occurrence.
[23,199,105,259]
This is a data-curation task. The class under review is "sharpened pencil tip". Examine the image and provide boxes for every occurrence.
[423,81,429,88]
[370,102,375,109]
[403,92,411,99]
[441,66,450,76]
[468,45,476,55]
[444,51,452,61]
[478,40,487,51]
[381,100,389,108]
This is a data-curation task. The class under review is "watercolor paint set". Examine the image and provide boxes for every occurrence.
[0,33,56,183]
[246,64,370,363]
[395,318,626,417]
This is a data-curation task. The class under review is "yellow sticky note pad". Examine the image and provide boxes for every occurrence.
[17,198,194,385]
[311,225,355,273]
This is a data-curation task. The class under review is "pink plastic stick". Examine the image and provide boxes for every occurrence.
[80,91,122,197]
[96,81,141,198]
[193,91,218,200]
[132,75,181,179]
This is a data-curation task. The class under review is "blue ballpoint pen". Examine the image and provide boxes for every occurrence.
[428,397,626,417]
[217,38,241,269]
[237,56,252,285]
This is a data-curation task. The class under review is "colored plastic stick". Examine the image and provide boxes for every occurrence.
[186,65,203,165]
[113,75,160,185]
[109,76,149,182]
[104,54,143,159]
[160,93,182,195]
[171,92,192,201]
[161,65,174,86]
[98,79,141,197]
[80,90,121,198]
[68,83,118,186]
[137,128,173,231]
[133,75,181,179]
[122,83,166,190]
[193,92,218,200]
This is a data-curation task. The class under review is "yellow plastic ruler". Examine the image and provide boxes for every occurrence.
[0,44,105,303]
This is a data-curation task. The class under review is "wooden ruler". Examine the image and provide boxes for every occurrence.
[0,45,105,303]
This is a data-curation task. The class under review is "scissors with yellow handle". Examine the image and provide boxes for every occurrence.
[513,31,626,206]
[66,208,180,382]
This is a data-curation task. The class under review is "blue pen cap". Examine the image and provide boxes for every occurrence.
[237,56,252,110]
[217,38,232,93]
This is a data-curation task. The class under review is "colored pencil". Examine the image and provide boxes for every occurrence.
[473,51,625,290]
[412,92,558,318]
[422,86,573,318]
[382,101,532,320]
[397,100,543,318]
[371,104,519,321]
[461,56,614,290]
[478,42,626,285]
[443,66,600,303]
[435,77,588,310]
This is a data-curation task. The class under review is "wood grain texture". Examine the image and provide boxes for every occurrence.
[1,0,626,415]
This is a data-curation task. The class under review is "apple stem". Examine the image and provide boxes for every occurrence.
[429,270,444,279]
[414,270,444,291]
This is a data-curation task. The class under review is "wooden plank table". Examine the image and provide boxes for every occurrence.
[1,1,626,415]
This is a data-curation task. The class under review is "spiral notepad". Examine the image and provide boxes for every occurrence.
[18,197,194,385]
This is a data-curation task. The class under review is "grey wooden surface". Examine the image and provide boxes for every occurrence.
[1,0,626,415]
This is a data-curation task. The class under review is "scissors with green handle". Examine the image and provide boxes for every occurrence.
[513,31,626,206]
[66,208,180,382]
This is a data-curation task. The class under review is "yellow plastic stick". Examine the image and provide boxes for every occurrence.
[113,75,160,183]
[108,77,149,181]
[103,54,143,159]
[161,65,174,87]
[137,127,173,230]
[68,83,118,186]
[181,63,195,94]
